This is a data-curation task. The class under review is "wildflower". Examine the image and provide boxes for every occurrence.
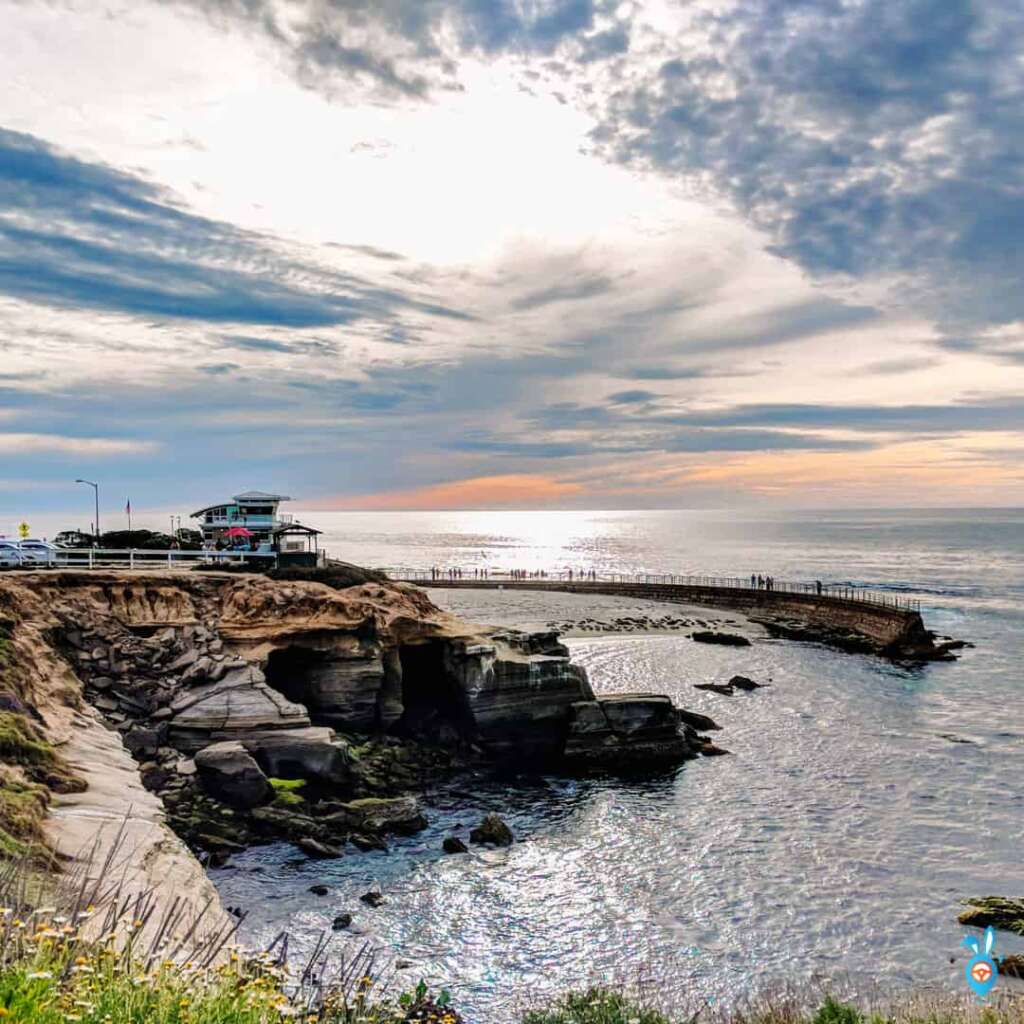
[26,971,53,980]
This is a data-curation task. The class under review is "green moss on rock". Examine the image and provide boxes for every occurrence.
[959,896,1024,935]
[269,776,306,807]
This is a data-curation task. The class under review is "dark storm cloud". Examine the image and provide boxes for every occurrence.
[0,126,471,327]
[585,0,1024,332]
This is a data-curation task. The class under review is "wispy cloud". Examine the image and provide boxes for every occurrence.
[0,127,472,329]
[0,433,157,455]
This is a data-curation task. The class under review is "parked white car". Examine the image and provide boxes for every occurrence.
[0,540,27,569]
[17,539,62,565]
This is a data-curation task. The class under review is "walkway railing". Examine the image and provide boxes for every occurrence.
[387,568,922,613]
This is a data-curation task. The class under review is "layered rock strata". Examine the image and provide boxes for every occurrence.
[1,571,718,862]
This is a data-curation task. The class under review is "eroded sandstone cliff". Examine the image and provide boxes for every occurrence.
[0,570,717,879]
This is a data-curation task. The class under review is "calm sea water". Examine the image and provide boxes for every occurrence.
[214,509,1024,1020]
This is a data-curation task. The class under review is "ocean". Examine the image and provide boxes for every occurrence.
[213,508,1024,1020]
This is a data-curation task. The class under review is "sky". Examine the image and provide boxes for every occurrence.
[1,0,1023,527]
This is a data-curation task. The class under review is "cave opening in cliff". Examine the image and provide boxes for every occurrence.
[264,645,329,712]
[397,641,473,745]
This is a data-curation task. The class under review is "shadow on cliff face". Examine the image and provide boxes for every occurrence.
[396,641,475,747]
[262,637,476,747]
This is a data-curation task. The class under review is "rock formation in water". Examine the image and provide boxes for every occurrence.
[0,570,716,865]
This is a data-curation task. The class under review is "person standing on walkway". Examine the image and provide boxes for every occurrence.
[751,573,756,588]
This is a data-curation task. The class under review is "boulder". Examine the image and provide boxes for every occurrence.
[350,833,388,852]
[319,796,427,837]
[694,683,735,696]
[443,836,468,854]
[469,813,514,847]
[700,742,731,756]
[332,913,353,931]
[729,675,762,690]
[562,695,698,768]
[250,805,326,842]
[240,728,353,787]
[691,631,751,647]
[124,725,167,758]
[194,741,272,809]
[168,666,311,751]
[444,636,595,761]
[309,884,329,895]
[676,708,721,732]
[299,838,343,859]
[360,890,385,907]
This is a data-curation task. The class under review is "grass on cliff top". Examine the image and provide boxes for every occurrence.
[0,617,86,864]
[0,710,84,865]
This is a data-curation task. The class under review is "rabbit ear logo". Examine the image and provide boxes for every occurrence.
[962,927,999,999]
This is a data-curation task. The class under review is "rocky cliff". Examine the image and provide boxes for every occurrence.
[0,570,719,875]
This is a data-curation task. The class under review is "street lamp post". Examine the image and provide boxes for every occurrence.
[75,479,100,546]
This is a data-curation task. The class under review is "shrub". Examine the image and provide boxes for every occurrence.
[522,987,673,1024]
[813,997,863,1024]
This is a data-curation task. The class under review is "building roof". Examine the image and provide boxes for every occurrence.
[190,491,293,518]
[273,523,322,536]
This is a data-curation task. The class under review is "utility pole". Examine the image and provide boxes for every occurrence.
[75,479,100,546]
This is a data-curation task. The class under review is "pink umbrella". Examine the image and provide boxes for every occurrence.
[225,527,253,538]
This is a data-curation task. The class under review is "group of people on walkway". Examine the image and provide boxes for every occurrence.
[751,573,777,590]
[427,566,602,581]
[429,567,466,580]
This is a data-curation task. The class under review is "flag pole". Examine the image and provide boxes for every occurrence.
[126,499,132,536]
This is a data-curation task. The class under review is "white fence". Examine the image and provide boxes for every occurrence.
[10,549,326,571]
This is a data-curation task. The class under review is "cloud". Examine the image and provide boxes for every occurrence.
[607,389,657,404]
[0,433,157,455]
[510,272,618,311]
[530,394,1024,437]
[176,0,623,100]
[316,472,585,510]
[582,0,1024,333]
[852,356,941,376]
[0,126,472,328]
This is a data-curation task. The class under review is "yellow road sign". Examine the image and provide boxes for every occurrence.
[17,522,30,539]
